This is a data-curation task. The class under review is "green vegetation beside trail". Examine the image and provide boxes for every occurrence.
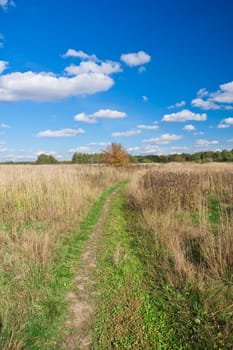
[0,181,123,350]
[125,169,233,349]
[92,188,160,350]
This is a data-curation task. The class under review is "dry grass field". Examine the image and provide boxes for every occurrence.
[0,162,232,349]
[127,162,233,348]
[0,164,130,349]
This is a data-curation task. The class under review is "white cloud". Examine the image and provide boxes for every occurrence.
[224,105,233,110]
[142,95,148,102]
[0,60,8,74]
[195,139,219,147]
[37,128,84,138]
[183,124,196,131]
[112,129,141,137]
[74,109,126,124]
[87,142,110,146]
[210,81,233,104]
[162,109,207,122]
[0,0,15,11]
[217,123,230,129]
[127,145,161,154]
[0,147,7,152]
[168,100,186,109]
[120,51,151,67]
[62,49,98,61]
[68,146,90,153]
[65,61,122,76]
[144,133,182,144]
[191,98,220,110]
[217,117,233,129]
[93,109,126,119]
[74,113,96,124]
[227,138,233,143]
[192,84,233,110]
[127,147,141,152]
[137,124,159,130]
[0,71,114,101]
[197,88,208,98]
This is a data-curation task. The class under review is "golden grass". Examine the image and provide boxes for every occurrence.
[0,164,130,349]
[127,162,233,346]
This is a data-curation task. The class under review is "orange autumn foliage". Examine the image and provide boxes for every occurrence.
[102,143,130,166]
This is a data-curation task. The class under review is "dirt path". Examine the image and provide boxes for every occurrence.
[62,190,117,350]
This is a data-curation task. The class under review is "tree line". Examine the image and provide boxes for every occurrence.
[2,144,233,165]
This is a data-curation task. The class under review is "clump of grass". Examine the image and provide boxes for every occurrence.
[127,164,233,348]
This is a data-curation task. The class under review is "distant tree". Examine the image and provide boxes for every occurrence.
[102,143,129,166]
[36,154,58,164]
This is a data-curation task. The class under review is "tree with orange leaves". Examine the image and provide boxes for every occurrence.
[101,143,129,166]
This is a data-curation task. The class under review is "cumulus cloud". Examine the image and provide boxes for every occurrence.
[112,129,141,137]
[0,0,15,11]
[62,49,98,61]
[183,124,196,131]
[120,51,151,67]
[210,81,233,104]
[162,109,207,122]
[0,60,8,74]
[0,71,114,101]
[168,100,186,109]
[65,61,122,76]
[37,128,84,138]
[137,124,159,130]
[195,139,219,147]
[217,117,233,128]
[74,113,97,124]
[191,98,220,110]
[144,133,182,144]
[192,82,233,110]
[127,145,161,154]
[93,109,126,119]
[197,88,208,98]
[87,142,110,146]
[74,109,126,123]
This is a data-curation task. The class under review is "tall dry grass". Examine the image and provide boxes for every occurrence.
[127,163,233,347]
[0,164,130,349]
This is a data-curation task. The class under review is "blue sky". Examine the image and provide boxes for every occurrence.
[0,0,233,161]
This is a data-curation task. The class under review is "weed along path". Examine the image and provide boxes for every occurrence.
[62,182,124,350]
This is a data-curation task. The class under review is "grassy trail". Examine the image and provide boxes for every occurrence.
[92,185,158,350]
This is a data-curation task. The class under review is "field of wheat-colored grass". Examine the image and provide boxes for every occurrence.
[127,162,233,348]
[0,164,131,349]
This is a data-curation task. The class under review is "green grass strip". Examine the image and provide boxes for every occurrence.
[92,187,162,350]
[20,181,125,350]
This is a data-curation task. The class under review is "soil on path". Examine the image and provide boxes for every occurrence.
[63,191,117,350]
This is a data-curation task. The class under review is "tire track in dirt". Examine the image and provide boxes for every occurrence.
[62,190,118,350]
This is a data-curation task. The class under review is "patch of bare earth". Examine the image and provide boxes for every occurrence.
[62,192,116,350]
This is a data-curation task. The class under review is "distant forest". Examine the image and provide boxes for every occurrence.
[70,149,233,164]
[1,149,233,164]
